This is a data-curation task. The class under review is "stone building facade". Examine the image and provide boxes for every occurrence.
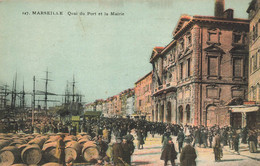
[246,0,260,128]
[85,88,136,118]
[150,0,249,127]
[134,71,153,121]
[119,88,135,117]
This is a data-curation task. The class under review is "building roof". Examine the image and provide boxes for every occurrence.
[153,46,164,53]
[135,71,153,85]
[247,0,257,13]
[150,40,176,62]
[150,15,249,62]
[173,15,192,35]
[150,46,164,61]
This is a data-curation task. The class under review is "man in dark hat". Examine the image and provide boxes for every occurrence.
[180,137,197,166]
[137,129,144,149]
[160,137,177,166]
[162,131,171,150]
[125,130,135,156]
[112,137,124,166]
[121,137,131,165]
[193,127,200,147]
[177,129,185,153]
[233,132,240,154]
[96,135,108,159]
[213,133,222,162]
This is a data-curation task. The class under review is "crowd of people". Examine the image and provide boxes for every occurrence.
[1,117,259,165]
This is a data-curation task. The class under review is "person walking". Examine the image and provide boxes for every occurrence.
[56,134,66,166]
[208,130,213,148]
[241,126,248,144]
[193,128,200,147]
[162,131,171,150]
[180,137,197,166]
[177,129,185,153]
[160,137,177,166]
[233,132,240,154]
[212,133,222,162]
[137,129,144,149]
[248,131,257,153]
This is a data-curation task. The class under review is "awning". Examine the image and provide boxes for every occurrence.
[229,105,259,113]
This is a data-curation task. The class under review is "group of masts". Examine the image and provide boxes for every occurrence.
[0,70,84,116]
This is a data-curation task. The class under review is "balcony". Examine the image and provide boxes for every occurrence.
[152,82,177,97]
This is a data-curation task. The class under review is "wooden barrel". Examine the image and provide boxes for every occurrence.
[9,139,27,146]
[65,141,82,162]
[78,135,91,141]
[42,142,58,162]
[17,144,28,154]
[21,144,42,165]
[64,135,77,143]
[11,164,27,166]
[44,136,59,144]
[0,146,20,165]
[28,137,46,149]
[82,141,100,162]
[0,140,11,150]
[42,163,60,166]
[78,138,90,145]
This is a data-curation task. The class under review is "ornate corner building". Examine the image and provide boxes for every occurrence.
[150,0,249,127]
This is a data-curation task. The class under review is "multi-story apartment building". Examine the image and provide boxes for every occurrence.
[135,71,153,121]
[150,0,249,127]
[126,90,135,116]
[245,0,260,128]
[120,88,135,117]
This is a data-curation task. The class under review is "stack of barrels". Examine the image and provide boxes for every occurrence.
[0,133,101,165]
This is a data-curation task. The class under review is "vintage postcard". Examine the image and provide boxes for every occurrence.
[0,0,259,166]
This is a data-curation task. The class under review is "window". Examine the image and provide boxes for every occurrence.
[253,23,258,41]
[253,54,257,72]
[180,63,183,80]
[180,40,184,51]
[171,48,176,62]
[187,58,191,77]
[207,28,221,44]
[186,32,192,46]
[233,33,241,43]
[233,58,242,77]
[208,57,218,76]
[252,86,256,101]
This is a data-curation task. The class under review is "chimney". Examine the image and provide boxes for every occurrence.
[215,0,225,17]
[223,9,234,19]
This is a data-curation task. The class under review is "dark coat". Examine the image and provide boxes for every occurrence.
[194,129,200,143]
[180,144,197,166]
[112,143,124,165]
[121,142,131,164]
[160,143,177,161]
[56,138,65,165]
[177,132,185,143]
[137,130,144,144]
[96,140,108,158]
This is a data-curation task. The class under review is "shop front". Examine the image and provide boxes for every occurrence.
[229,105,259,129]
